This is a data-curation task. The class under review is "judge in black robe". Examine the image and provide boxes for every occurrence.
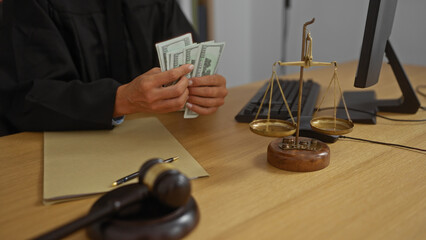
[0,0,227,136]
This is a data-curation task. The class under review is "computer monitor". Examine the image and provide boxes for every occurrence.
[340,0,420,124]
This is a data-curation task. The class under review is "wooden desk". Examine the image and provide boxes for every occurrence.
[1,62,425,239]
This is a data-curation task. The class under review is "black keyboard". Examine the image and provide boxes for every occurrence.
[235,79,320,123]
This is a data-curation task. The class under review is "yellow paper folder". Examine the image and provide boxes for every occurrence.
[43,117,208,204]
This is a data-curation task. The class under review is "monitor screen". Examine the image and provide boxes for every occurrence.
[354,0,397,88]
[339,0,419,124]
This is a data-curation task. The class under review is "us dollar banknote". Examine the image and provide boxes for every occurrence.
[184,42,225,119]
[165,49,185,86]
[155,33,193,72]
[183,43,200,78]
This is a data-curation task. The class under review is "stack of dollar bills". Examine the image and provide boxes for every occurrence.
[155,33,225,119]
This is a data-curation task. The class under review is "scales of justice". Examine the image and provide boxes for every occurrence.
[249,18,354,172]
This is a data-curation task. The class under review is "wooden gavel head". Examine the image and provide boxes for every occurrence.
[139,158,191,208]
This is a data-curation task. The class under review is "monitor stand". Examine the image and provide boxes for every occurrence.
[337,41,420,124]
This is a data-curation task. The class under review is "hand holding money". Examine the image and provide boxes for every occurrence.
[186,74,228,115]
[113,64,194,117]
[155,33,226,118]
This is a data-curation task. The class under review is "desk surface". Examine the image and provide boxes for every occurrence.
[1,61,425,239]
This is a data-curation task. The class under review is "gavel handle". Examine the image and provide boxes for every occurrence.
[34,186,149,240]
[34,205,113,240]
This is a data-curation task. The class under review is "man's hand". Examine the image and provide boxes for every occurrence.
[113,64,194,117]
[186,74,228,115]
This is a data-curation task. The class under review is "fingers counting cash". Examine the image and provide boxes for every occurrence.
[156,33,225,118]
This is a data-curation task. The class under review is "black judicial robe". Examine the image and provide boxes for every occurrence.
[0,0,196,135]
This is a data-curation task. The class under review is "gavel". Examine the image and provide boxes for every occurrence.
[34,158,191,240]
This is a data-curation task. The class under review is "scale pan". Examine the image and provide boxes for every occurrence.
[310,117,354,135]
[249,119,297,137]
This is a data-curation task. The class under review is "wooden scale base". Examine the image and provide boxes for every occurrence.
[267,136,330,172]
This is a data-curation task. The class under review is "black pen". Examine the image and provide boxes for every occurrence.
[111,157,179,187]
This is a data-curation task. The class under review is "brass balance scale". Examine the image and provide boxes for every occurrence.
[249,18,354,172]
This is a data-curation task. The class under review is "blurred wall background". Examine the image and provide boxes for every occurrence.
[178,0,426,87]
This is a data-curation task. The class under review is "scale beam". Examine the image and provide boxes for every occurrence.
[276,61,335,69]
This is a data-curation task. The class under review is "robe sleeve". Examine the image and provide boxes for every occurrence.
[0,0,121,133]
